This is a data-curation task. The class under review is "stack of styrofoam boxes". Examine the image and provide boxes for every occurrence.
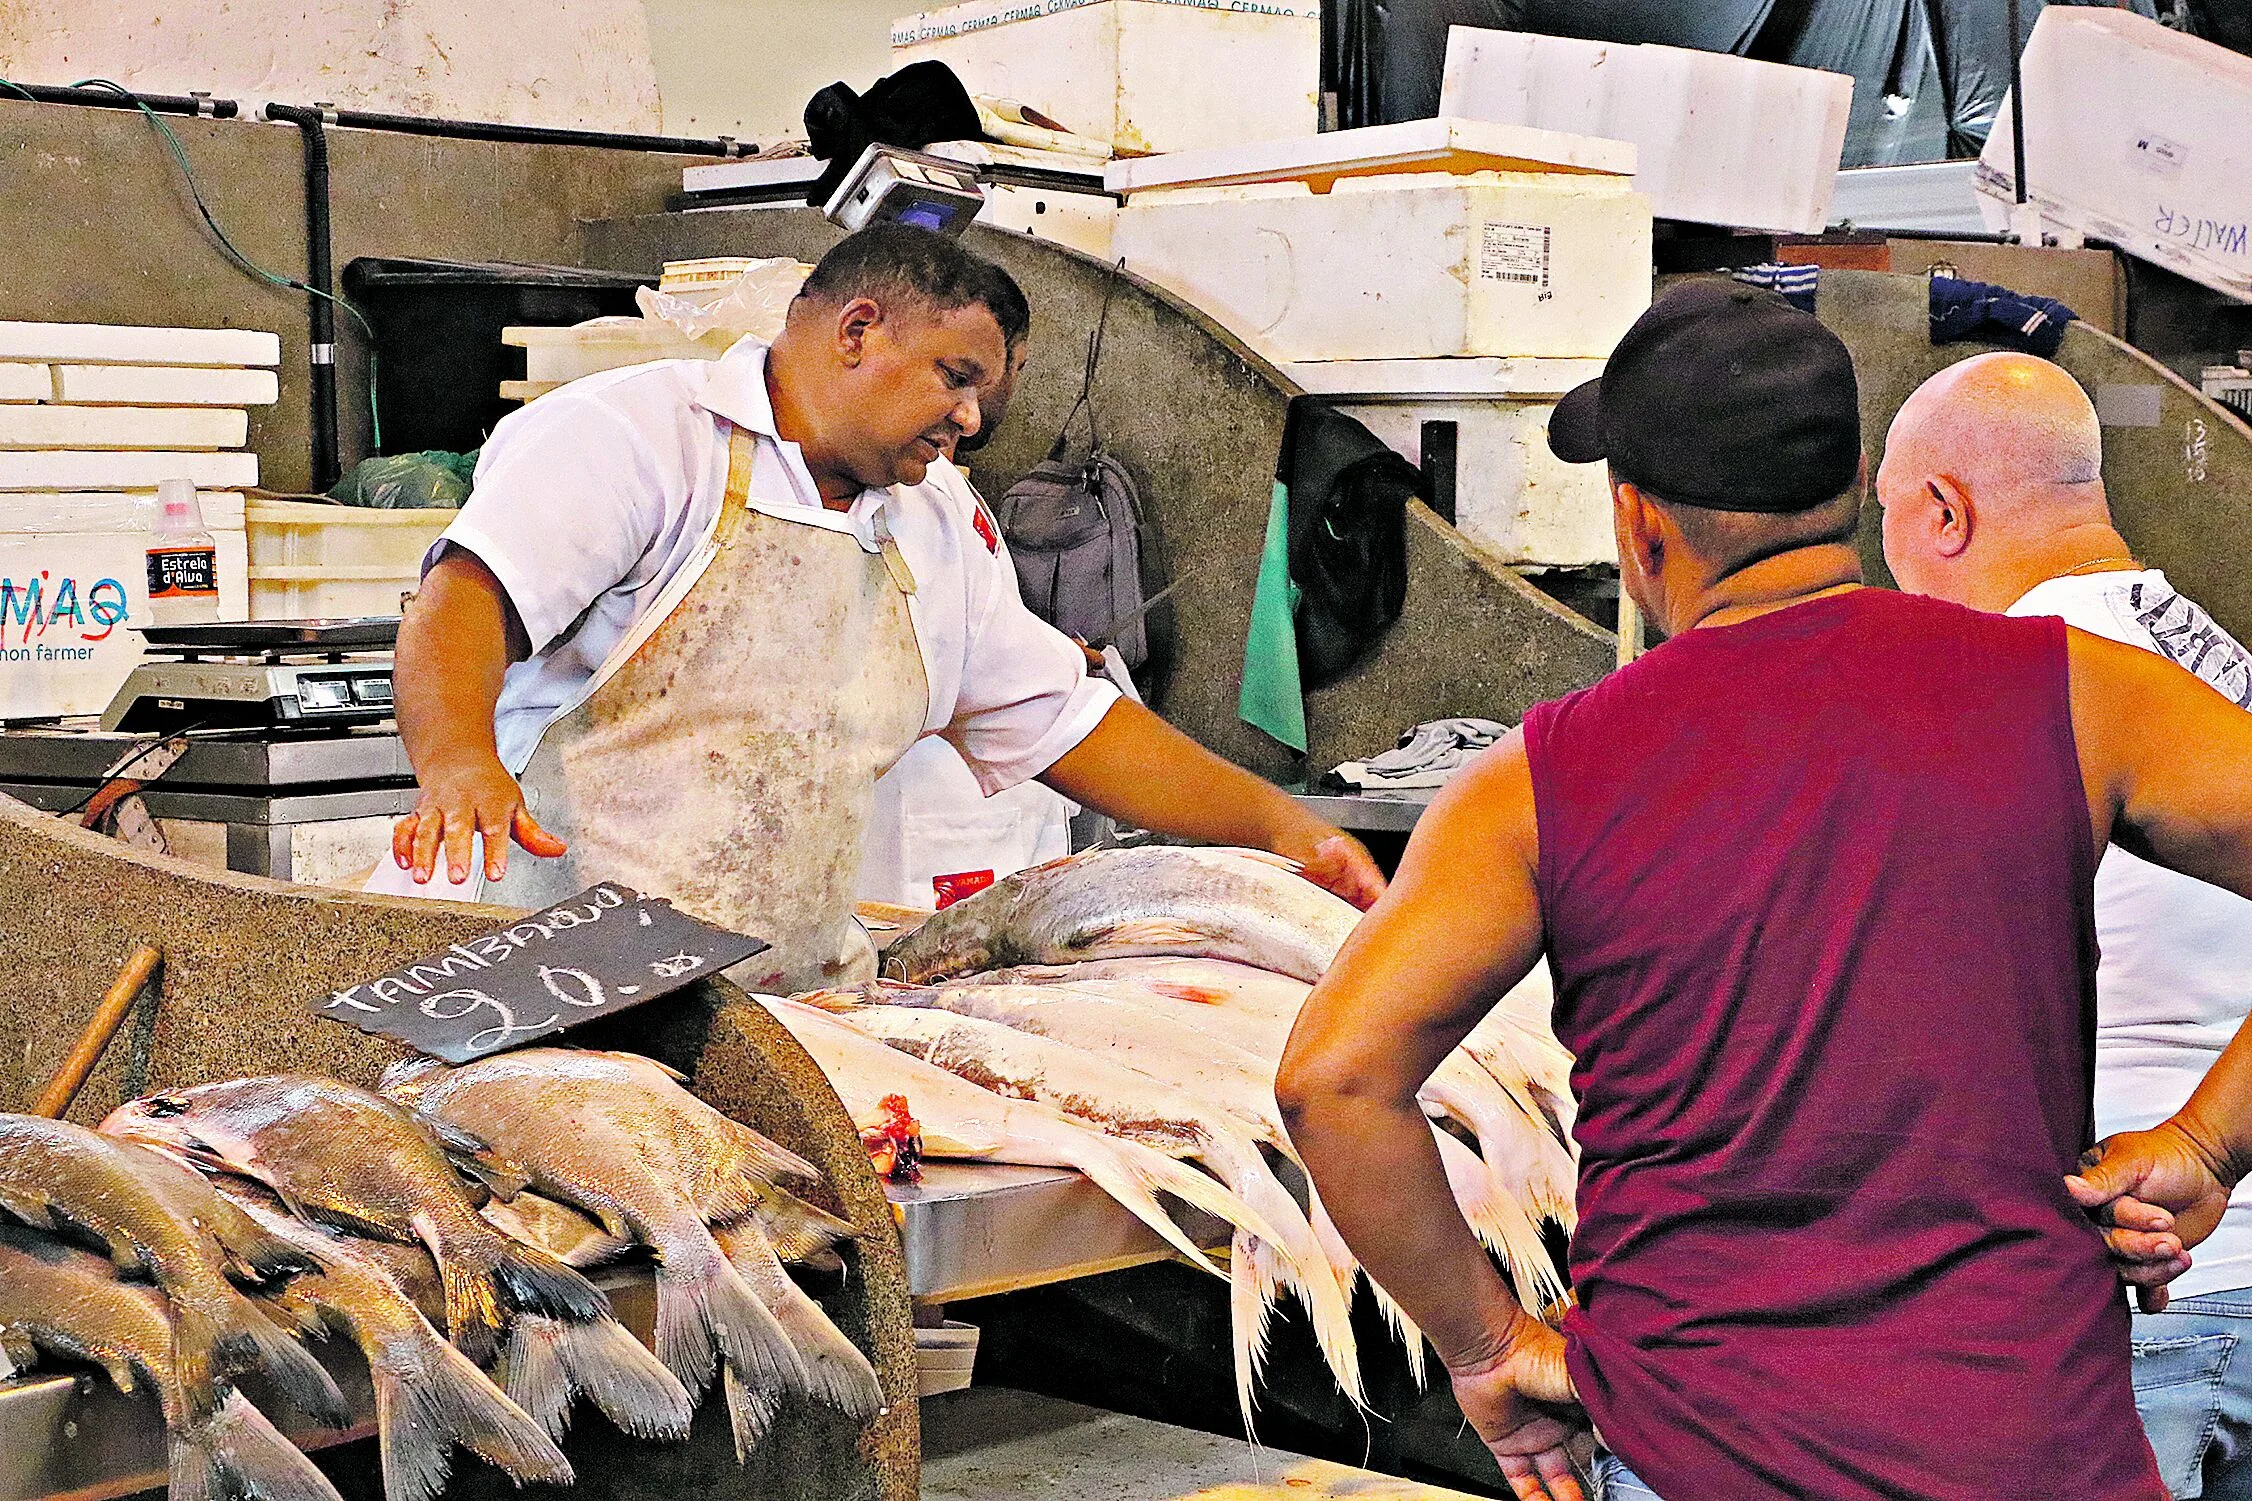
[502,258,814,405]
[1109,119,1652,567]
[0,321,273,720]
[891,0,1318,157]
[1438,28,1855,235]
[1977,7,2252,302]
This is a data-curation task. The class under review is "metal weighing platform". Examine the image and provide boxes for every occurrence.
[0,725,418,881]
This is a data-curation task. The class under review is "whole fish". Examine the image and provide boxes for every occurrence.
[882,847,1360,985]
[0,1223,343,1501]
[103,1077,608,1367]
[0,1114,345,1426]
[757,996,1270,1280]
[380,1048,881,1443]
[235,1199,573,1501]
[814,996,1359,1426]
[486,1184,853,1277]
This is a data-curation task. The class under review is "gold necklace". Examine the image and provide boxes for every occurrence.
[2057,555,2140,577]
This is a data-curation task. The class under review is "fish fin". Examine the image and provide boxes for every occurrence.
[186,1392,344,1501]
[1080,918,1218,955]
[376,1321,573,1501]
[1070,1134,1243,1279]
[1369,1280,1430,1390]
[481,1198,635,1269]
[491,1239,613,1325]
[746,1188,860,1265]
[607,1051,690,1083]
[653,1228,808,1401]
[721,1365,783,1465]
[1433,1129,1569,1318]
[718,1222,884,1422]
[508,1313,694,1443]
[798,992,865,1014]
[452,1152,534,1204]
[236,1297,351,1428]
[174,1297,348,1429]
[218,1214,326,1287]
[715,1120,822,1187]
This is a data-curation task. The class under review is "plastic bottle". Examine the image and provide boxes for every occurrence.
[145,478,220,626]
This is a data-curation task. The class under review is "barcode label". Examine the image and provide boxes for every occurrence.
[1480,223,1552,289]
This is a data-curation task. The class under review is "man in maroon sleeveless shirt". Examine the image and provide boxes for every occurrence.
[1279,282,2252,1501]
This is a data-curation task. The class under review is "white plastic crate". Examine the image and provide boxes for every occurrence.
[1114,170,1651,362]
[245,498,456,621]
[1440,29,1853,234]
[1339,398,1614,567]
[892,0,1318,156]
[1976,8,2252,301]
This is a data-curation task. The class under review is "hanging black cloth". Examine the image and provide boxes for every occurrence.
[803,60,984,206]
[1280,400,1419,690]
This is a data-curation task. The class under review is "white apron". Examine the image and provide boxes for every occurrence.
[396,425,930,995]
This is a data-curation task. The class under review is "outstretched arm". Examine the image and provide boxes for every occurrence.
[2065,628,2252,1307]
[1038,699,1386,908]
[1276,732,1583,1500]
[391,548,565,885]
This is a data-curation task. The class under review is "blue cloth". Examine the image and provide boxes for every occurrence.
[1731,262,1820,314]
[1928,274,2076,357]
[1592,1452,1663,1498]
[2133,1292,2252,1500]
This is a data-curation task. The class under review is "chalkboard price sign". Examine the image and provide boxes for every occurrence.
[315,884,768,1063]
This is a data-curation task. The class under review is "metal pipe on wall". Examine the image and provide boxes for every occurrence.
[298,105,753,157]
[260,105,341,492]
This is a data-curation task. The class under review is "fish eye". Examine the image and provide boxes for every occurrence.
[143,1096,190,1118]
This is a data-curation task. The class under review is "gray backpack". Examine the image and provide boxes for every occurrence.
[996,263,1167,680]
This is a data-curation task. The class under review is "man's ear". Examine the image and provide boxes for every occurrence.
[834,296,882,368]
[1927,475,1973,559]
[1613,479,1664,579]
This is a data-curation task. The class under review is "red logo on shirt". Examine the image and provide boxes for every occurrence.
[933,869,997,908]
[971,505,1000,555]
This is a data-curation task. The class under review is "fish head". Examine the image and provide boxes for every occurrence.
[99,1083,276,1180]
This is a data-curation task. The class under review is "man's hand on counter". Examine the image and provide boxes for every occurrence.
[393,755,566,885]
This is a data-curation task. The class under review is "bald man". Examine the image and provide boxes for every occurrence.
[1881,352,2252,1501]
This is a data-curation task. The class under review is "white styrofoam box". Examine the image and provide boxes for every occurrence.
[978,183,1118,260]
[0,495,249,719]
[0,406,248,452]
[0,365,48,403]
[504,322,719,386]
[1285,356,1606,400]
[0,451,259,491]
[246,498,457,621]
[892,0,1319,157]
[1114,172,1653,362]
[1105,116,1634,196]
[1828,161,1986,234]
[1341,398,1615,567]
[0,322,279,368]
[1440,30,1853,234]
[54,365,281,407]
[1975,8,2252,300]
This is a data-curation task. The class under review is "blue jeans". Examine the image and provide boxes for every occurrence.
[1591,1451,1662,1499]
[2134,1292,2252,1500]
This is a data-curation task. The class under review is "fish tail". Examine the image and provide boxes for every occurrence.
[374,1326,573,1501]
[1211,1137,1366,1411]
[721,1364,782,1463]
[1071,1135,1245,1279]
[1310,1192,1429,1388]
[487,1236,612,1335]
[655,1228,809,1410]
[180,1296,348,1428]
[717,1222,885,1423]
[505,1314,694,1443]
[1435,1129,1569,1317]
[1229,1236,1269,1442]
[749,1187,860,1267]
[182,1391,345,1501]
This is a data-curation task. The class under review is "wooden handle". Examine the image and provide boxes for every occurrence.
[31,943,162,1119]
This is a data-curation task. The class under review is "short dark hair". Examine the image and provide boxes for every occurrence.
[797,224,1031,348]
[1614,465,1864,577]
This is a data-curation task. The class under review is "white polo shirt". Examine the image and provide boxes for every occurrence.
[2011,568,2252,1300]
[434,336,1119,795]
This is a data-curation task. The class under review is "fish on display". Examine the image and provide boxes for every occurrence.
[101,1077,609,1369]
[757,996,1269,1280]
[811,995,1358,1427]
[231,1195,574,1501]
[0,1114,346,1427]
[379,1048,884,1453]
[882,847,1360,985]
[0,1223,343,1501]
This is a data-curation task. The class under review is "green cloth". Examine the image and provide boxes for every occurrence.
[1237,478,1307,753]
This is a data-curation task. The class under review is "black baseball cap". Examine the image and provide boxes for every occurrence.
[1547,280,1862,513]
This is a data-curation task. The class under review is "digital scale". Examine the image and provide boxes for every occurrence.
[98,618,400,734]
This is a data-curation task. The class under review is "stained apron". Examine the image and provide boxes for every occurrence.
[480,424,929,994]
